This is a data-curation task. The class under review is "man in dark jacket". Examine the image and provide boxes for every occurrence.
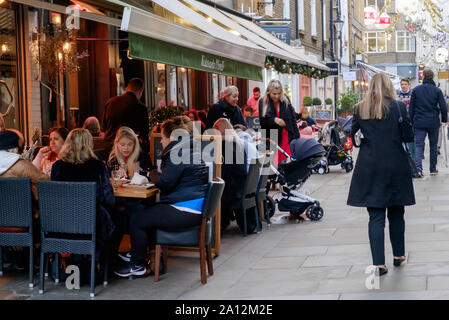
[206,86,247,128]
[103,78,149,152]
[409,69,449,176]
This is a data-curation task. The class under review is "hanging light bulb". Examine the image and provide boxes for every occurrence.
[58,52,63,60]
[63,41,70,53]
[1,44,7,53]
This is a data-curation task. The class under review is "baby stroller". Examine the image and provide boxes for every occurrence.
[265,138,326,221]
[314,120,354,174]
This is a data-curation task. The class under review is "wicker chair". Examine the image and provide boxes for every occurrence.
[256,153,272,227]
[0,178,34,288]
[239,159,263,236]
[37,181,104,297]
[154,178,225,284]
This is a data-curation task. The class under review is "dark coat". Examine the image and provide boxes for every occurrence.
[51,158,116,249]
[206,99,247,129]
[258,98,300,145]
[156,135,209,204]
[409,79,448,128]
[347,100,415,208]
[102,92,150,143]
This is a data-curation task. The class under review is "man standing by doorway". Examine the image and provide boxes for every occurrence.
[247,87,261,116]
[409,69,448,177]
[103,78,149,152]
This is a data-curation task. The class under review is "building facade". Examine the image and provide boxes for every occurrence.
[363,0,417,87]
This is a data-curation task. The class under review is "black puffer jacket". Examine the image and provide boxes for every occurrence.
[409,79,448,128]
[156,135,209,204]
[258,98,300,145]
[206,99,247,129]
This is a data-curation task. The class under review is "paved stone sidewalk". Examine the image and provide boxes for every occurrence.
[2,150,449,300]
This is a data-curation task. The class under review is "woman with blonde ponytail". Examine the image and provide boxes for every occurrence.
[258,80,299,164]
[347,73,415,277]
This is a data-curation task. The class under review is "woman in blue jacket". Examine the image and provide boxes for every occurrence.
[114,117,209,277]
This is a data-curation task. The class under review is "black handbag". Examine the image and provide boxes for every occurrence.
[395,100,414,143]
[395,100,419,176]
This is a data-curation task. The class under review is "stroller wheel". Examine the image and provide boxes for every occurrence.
[317,167,326,175]
[306,205,324,221]
[266,196,276,218]
[344,162,354,173]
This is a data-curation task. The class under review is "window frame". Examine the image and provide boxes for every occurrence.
[395,30,414,52]
[365,31,387,53]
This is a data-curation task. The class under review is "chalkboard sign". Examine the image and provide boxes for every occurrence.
[246,116,261,130]
[314,109,333,121]
[150,133,163,167]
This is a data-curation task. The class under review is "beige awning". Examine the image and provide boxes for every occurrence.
[9,0,122,27]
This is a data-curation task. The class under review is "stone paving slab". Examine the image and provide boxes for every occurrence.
[3,148,449,300]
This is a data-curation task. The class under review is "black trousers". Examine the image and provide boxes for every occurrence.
[130,204,202,265]
[367,206,405,266]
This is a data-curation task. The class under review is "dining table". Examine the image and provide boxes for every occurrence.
[113,183,159,200]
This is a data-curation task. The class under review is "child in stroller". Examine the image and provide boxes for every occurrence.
[314,119,354,174]
[265,138,326,222]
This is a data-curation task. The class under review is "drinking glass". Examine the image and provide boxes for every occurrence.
[111,170,121,190]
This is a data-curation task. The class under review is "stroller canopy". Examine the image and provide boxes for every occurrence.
[290,138,325,161]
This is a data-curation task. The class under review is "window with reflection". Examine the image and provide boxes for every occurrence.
[166,65,177,106]
[156,63,166,108]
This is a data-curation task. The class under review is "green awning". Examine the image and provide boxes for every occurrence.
[128,32,263,81]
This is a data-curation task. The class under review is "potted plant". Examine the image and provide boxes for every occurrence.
[337,89,359,118]
[325,98,333,108]
[312,97,322,107]
[149,106,183,133]
[303,96,313,113]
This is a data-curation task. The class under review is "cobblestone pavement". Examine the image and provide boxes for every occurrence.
[2,149,449,300]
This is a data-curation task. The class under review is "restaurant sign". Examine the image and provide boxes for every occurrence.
[201,55,225,72]
[260,25,291,44]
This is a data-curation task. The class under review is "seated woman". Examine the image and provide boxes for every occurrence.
[114,117,208,277]
[33,127,69,176]
[83,116,104,138]
[107,126,152,179]
[51,128,115,251]
[106,126,152,261]
[0,129,49,202]
[212,118,258,235]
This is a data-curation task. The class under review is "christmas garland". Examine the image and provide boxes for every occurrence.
[264,56,330,79]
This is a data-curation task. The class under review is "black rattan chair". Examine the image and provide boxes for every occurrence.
[37,181,103,297]
[0,178,34,288]
[154,178,225,284]
[239,159,262,236]
[256,153,272,228]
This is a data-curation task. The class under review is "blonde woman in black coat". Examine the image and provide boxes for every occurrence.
[347,73,415,276]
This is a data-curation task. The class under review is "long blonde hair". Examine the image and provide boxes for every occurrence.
[356,73,396,120]
[108,126,141,173]
[261,79,286,117]
[59,129,97,164]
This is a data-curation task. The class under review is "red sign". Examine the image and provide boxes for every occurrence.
[378,16,391,24]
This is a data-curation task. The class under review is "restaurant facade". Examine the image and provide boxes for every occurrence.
[0,0,329,145]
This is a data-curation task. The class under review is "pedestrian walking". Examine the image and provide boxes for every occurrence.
[347,73,415,276]
[206,85,247,128]
[398,78,416,163]
[103,78,150,153]
[409,69,448,176]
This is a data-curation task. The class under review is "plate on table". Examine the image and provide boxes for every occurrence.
[122,183,155,189]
